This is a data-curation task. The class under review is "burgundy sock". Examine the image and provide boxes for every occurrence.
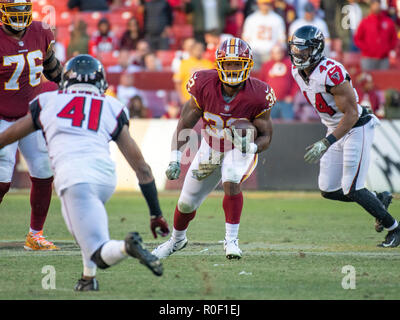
[173,206,196,231]
[0,182,11,203]
[223,192,244,224]
[30,176,53,231]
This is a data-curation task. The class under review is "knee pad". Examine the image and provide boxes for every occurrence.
[177,200,197,214]
[90,244,110,269]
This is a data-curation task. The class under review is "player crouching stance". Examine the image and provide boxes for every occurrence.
[0,55,169,290]
[289,25,399,247]
[152,38,275,260]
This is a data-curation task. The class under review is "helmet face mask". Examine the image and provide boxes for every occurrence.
[61,55,108,94]
[216,38,254,85]
[0,1,33,31]
[288,26,325,71]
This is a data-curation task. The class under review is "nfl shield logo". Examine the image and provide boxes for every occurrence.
[18,41,24,47]
[224,105,230,112]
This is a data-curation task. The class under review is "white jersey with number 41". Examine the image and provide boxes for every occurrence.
[291,58,363,130]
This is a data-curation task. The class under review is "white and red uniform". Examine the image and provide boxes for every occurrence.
[0,21,55,182]
[291,57,379,194]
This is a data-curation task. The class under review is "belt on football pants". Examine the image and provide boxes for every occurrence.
[352,106,372,128]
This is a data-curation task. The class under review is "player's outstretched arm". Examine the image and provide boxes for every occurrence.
[43,44,63,84]
[304,81,359,163]
[166,97,203,180]
[252,110,273,153]
[116,125,170,238]
[0,114,36,149]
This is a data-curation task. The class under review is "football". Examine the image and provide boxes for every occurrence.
[229,119,257,139]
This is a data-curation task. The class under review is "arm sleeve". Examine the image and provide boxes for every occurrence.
[29,98,43,130]
[111,108,130,141]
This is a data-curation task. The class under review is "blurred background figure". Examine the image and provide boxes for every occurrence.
[67,19,89,58]
[142,0,173,50]
[355,72,385,118]
[162,101,181,119]
[203,29,222,63]
[128,95,151,118]
[107,49,142,73]
[89,17,118,57]
[288,2,331,56]
[354,0,398,71]
[171,37,196,73]
[173,40,214,105]
[53,29,66,64]
[68,0,109,11]
[184,0,234,44]
[120,17,144,51]
[132,39,152,68]
[242,0,286,70]
[117,73,140,106]
[259,44,297,120]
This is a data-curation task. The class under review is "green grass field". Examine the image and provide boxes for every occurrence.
[0,191,399,300]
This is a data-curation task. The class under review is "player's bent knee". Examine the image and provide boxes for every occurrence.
[178,200,197,214]
[90,245,110,269]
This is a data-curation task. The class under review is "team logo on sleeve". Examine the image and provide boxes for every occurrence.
[327,66,344,86]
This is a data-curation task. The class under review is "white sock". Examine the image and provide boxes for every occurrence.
[172,228,187,241]
[387,220,399,231]
[29,228,41,234]
[100,240,127,266]
[225,223,240,241]
[83,266,97,278]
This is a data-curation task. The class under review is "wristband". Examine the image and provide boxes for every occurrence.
[325,134,337,146]
[170,150,182,163]
[248,142,258,154]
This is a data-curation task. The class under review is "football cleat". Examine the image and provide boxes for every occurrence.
[24,231,60,251]
[74,277,99,291]
[125,232,163,276]
[377,225,400,248]
[224,238,242,260]
[151,237,188,259]
[374,191,393,233]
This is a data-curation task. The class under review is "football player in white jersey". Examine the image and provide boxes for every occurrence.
[289,25,400,248]
[0,55,170,291]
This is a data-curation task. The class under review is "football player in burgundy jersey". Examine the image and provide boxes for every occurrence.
[152,38,276,260]
[289,25,399,247]
[0,0,63,250]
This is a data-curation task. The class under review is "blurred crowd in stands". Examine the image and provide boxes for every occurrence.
[38,0,400,120]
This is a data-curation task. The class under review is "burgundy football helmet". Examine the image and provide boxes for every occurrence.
[0,0,33,31]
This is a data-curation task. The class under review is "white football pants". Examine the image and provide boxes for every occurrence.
[319,117,379,195]
[0,119,53,182]
[60,183,115,270]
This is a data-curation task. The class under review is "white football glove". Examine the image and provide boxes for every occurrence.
[304,138,330,163]
[165,150,182,180]
[223,126,257,154]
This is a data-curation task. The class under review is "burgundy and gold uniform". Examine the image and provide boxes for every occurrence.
[0,21,54,120]
[187,69,275,151]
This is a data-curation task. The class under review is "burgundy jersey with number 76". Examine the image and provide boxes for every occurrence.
[0,21,54,121]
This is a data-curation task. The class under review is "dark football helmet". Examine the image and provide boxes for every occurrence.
[61,54,108,93]
[215,37,254,85]
[288,25,325,70]
[0,0,33,31]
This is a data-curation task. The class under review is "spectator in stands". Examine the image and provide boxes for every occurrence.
[141,0,173,50]
[89,18,119,57]
[67,0,109,11]
[242,0,286,70]
[259,44,297,120]
[162,101,181,119]
[171,37,196,73]
[223,0,241,37]
[293,91,320,122]
[185,0,234,43]
[355,72,385,117]
[107,49,142,73]
[273,0,297,35]
[289,2,331,55]
[120,17,144,51]
[141,51,169,118]
[128,95,151,119]
[67,20,89,58]
[132,39,152,67]
[203,29,221,63]
[117,73,140,106]
[354,0,398,71]
[173,40,214,105]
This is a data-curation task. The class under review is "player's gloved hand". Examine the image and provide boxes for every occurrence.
[304,138,331,163]
[224,126,257,154]
[150,216,170,238]
[166,150,182,180]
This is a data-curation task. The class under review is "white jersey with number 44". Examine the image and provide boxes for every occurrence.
[29,87,129,195]
[291,58,363,130]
